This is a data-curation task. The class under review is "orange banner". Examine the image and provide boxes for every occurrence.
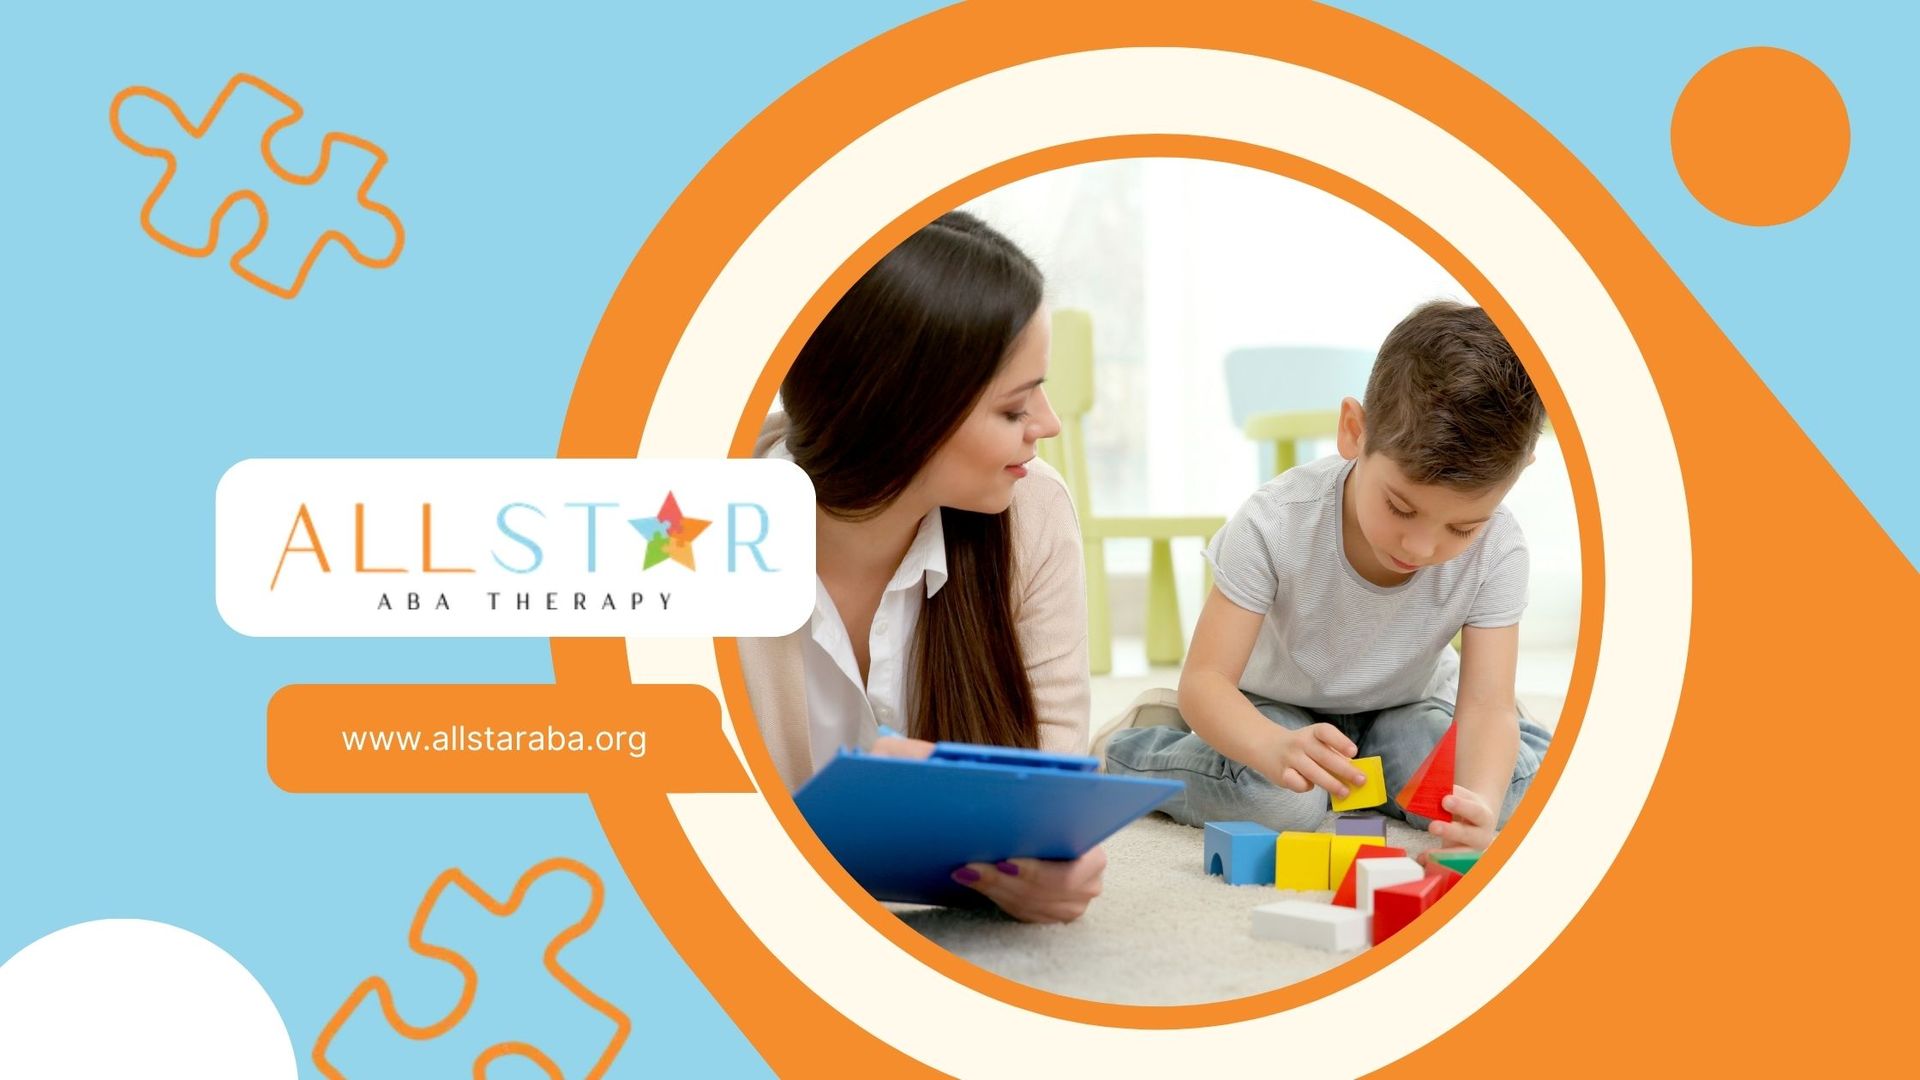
[267,683,750,794]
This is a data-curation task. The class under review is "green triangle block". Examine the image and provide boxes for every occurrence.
[1432,851,1480,874]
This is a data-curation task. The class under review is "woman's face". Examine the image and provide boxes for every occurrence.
[910,306,1062,515]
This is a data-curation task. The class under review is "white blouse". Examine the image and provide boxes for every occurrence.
[802,508,948,775]
[765,438,951,774]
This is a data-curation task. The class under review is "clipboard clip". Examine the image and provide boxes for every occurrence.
[871,723,1098,773]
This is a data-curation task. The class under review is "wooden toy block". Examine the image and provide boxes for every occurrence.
[1329,755,1387,812]
[1356,856,1423,913]
[1331,845,1406,907]
[1395,725,1456,823]
[1371,868,1460,945]
[1332,812,1388,837]
[1251,899,1371,951]
[1395,725,1452,805]
[1329,835,1387,892]
[1274,831,1333,890]
[1203,821,1280,885]
[1426,864,1465,894]
[1427,849,1481,874]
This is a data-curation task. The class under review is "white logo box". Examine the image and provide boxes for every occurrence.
[215,458,816,637]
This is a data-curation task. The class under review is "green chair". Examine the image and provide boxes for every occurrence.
[1038,309,1224,675]
[1223,346,1374,478]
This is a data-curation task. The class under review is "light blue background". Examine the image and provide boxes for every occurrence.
[1,2,1908,1077]
[1335,0,1918,564]
[1,2,935,1075]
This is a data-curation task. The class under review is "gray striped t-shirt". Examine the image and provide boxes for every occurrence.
[1204,454,1528,713]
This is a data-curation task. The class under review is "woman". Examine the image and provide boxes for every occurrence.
[739,211,1104,923]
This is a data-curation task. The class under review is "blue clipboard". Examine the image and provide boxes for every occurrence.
[792,740,1182,906]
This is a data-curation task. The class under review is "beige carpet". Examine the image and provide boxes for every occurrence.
[890,811,1442,1005]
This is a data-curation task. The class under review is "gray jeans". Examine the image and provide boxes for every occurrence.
[1105,692,1551,833]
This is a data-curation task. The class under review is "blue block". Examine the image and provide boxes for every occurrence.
[1203,821,1280,885]
[1333,812,1388,838]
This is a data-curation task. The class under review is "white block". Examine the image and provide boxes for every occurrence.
[1251,900,1371,950]
[1357,857,1424,914]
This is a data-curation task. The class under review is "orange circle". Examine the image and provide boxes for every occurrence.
[1671,46,1849,226]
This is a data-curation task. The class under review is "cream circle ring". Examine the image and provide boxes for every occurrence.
[625,47,1689,1076]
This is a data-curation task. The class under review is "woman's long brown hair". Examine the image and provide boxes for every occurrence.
[780,211,1043,748]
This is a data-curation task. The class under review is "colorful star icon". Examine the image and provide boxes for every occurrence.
[628,492,710,570]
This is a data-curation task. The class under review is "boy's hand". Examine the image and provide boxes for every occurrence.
[952,846,1107,923]
[1267,724,1370,798]
[1427,785,1497,850]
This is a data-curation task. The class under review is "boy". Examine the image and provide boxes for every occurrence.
[1103,301,1553,851]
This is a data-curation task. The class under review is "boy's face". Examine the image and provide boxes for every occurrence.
[1336,398,1519,583]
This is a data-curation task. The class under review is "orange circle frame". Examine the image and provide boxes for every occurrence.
[708,134,1600,1023]
[552,3,1739,1076]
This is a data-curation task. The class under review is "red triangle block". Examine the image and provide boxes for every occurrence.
[1398,724,1456,823]
[1372,870,1457,944]
[1396,750,1433,807]
[1330,845,1406,907]
[1424,863,1464,898]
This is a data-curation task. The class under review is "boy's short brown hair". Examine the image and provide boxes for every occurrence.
[1361,300,1543,490]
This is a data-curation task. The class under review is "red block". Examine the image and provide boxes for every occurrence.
[1371,869,1455,944]
[1397,725,1457,823]
[1424,864,1463,898]
[1330,845,1406,908]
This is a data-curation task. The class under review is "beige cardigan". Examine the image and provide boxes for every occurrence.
[738,414,1091,789]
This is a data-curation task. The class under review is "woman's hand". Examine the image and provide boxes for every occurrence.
[868,735,936,760]
[876,734,1105,921]
[1426,785,1497,850]
[951,846,1107,923]
[873,735,1104,921]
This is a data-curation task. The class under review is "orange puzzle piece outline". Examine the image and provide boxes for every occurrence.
[108,72,404,299]
[312,856,631,1079]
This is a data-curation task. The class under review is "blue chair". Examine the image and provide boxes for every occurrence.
[1223,346,1375,478]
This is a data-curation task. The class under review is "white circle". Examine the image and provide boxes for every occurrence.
[626,47,1688,1075]
[0,919,298,1079]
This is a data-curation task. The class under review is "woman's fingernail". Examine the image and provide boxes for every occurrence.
[996,861,1021,876]
[952,867,981,884]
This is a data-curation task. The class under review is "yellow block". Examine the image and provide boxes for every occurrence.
[1275,831,1332,890]
[1329,834,1387,888]
[1329,755,1387,812]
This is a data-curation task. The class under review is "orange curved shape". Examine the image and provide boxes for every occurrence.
[709,134,1598,1028]
[310,856,630,1079]
[541,1,1917,1075]
[473,1042,564,1079]
[107,72,404,299]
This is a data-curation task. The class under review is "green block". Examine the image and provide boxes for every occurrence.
[1432,851,1481,874]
